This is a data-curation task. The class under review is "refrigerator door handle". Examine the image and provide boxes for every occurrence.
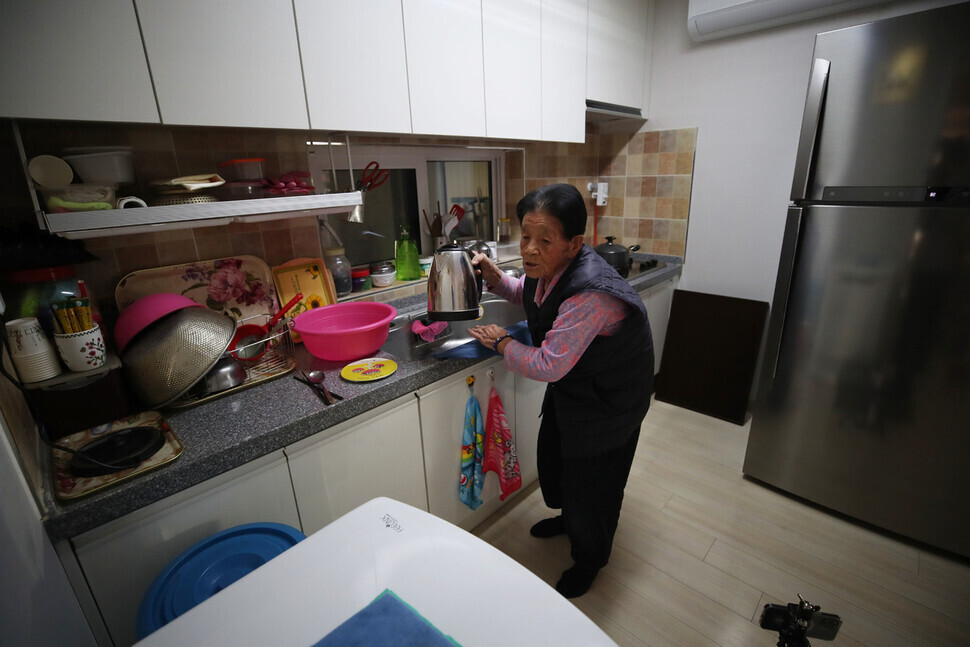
[762,207,804,385]
[790,58,830,201]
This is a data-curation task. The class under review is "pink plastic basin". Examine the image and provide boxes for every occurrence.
[293,302,397,362]
[115,293,202,353]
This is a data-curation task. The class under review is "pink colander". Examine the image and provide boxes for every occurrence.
[294,302,397,362]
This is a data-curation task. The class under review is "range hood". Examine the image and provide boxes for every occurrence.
[585,100,645,124]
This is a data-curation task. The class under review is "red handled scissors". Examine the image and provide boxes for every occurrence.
[357,161,389,192]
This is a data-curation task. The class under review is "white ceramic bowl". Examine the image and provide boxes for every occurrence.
[63,149,134,184]
[28,155,73,187]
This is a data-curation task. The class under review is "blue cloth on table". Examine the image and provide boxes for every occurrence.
[432,321,532,360]
[314,589,459,646]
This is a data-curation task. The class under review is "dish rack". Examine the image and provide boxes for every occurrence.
[169,316,297,408]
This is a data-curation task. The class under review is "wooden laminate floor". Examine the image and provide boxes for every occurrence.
[472,400,970,647]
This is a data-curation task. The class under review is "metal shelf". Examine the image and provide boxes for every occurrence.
[41,191,363,240]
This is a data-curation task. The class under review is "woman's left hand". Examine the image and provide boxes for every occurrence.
[468,324,509,351]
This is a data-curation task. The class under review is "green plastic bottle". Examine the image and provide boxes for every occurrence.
[395,226,421,281]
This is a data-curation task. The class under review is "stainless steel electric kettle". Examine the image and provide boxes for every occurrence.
[427,243,483,321]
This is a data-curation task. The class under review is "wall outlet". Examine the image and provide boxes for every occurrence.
[588,181,609,206]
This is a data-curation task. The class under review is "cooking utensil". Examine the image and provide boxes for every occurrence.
[427,243,483,321]
[303,371,334,405]
[195,356,247,395]
[306,370,342,401]
[294,374,331,405]
[356,161,388,192]
[115,293,202,354]
[594,236,641,278]
[121,308,236,408]
[229,293,302,361]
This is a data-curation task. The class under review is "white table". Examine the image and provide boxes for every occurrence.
[135,497,615,646]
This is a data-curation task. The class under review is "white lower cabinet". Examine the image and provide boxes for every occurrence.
[513,374,546,487]
[285,395,428,535]
[71,452,300,647]
[416,358,521,530]
[640,275,679,375]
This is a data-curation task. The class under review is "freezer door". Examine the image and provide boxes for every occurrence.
[793,2,970,199]
[745,205,970,558]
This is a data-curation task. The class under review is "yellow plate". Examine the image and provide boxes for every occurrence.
[340,357,398,382]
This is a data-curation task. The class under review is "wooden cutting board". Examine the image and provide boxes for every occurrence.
[654,289,769,425]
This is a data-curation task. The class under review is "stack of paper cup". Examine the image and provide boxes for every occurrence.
[4,317,62,383]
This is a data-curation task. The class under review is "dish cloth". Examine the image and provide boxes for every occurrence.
[482,386,521,501]
[459,380,484,510]
[314,589,460,646]
[433,321,532,360]
[411,319,449,342]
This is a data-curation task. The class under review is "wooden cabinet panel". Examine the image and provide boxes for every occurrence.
[136,0,309,128]
[286,396,428,535]
[482,0,541,140]
[541,0,588,143]
[0,0,158,123]
[587,0,650,110]
[403,0,486,137]
[72,453,299,647]
[295,0,412,133]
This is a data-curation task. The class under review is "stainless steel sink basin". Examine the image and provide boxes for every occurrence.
[382,296,527,360]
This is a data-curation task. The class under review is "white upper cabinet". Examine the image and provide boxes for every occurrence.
[482,0,541,140]
[135,0,309,129]
[542,0,588,142]
[403,0,486,137]
[587,0,650,110]
[0,0,159,123]
[295,0,412,134]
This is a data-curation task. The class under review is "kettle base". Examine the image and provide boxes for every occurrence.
[428,307,481,322]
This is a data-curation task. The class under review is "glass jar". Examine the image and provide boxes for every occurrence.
[322,247,353,297]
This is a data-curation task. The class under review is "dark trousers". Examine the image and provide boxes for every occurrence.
[536,404,642,570]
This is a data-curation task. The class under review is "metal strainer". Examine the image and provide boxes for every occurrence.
[121,307,236,408]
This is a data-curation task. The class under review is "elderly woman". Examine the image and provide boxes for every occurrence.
[468,183,654,598]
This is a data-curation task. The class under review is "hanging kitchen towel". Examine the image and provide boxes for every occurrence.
[482,386,521,501]
[459,379,484,510]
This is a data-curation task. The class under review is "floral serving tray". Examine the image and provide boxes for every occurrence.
[115,255,279,322]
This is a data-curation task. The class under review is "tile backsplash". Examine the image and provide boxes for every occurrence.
[2,119,694,311]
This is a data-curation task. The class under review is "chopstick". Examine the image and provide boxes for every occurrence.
[294,376,332,405]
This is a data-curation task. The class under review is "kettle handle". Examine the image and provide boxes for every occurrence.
[466,248,484,301]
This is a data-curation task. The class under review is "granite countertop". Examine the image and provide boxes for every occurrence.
[40,256,682,542]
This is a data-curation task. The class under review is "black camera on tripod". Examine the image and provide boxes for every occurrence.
[759,594,842,647]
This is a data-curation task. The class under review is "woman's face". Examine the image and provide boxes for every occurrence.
[519,211,583,281]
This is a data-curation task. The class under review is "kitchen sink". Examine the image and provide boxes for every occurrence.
[381,296,527,360]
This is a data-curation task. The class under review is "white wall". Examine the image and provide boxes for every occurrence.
[647,0,957,305]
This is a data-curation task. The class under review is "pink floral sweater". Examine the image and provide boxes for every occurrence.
[489,270,629,383]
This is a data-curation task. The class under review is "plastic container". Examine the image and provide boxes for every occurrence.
[217,158,265,181]
[323,247,353,297]
[419,256,433,277]
[351,267,370,292]
[62,149,134,184]
[114,293,202,353]
[38,184,116,213]
[136,523,305,639]
[293,302,397,362]
[370,261,396,287]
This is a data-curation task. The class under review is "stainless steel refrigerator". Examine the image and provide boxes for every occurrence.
[743,2,970,559]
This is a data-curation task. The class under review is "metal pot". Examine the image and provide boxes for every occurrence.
[594,236,641,278]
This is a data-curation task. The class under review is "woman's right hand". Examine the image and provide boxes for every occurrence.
[471,252,504,288]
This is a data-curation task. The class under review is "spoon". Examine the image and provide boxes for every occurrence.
[306,370,342,403]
